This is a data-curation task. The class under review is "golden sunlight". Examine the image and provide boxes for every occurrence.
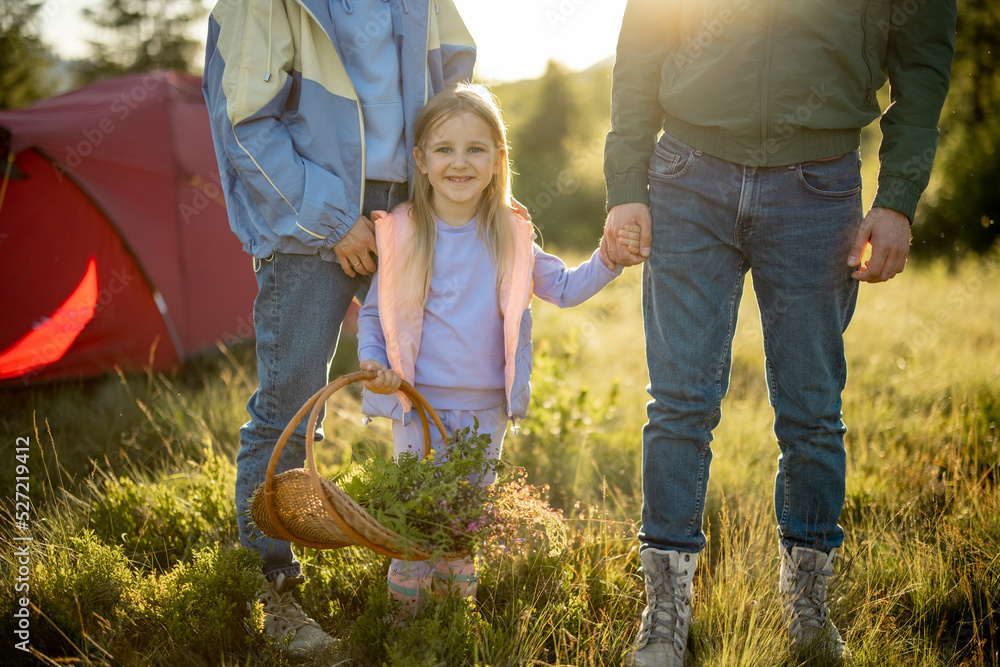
[452,0,628,82]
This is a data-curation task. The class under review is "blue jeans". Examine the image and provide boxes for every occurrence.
[640,133,862,554]
[236,180,408,581]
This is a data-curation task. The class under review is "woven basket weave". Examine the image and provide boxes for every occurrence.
[249,371,461,560]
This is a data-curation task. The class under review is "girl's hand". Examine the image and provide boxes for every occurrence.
[360,360,402,395]
[617,221,642,258]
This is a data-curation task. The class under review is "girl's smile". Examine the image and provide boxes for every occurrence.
[414,112,503,226]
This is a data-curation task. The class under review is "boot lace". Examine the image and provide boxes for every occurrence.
[637,568,691,653]
[785,561,833,633]
[260,584,313,637]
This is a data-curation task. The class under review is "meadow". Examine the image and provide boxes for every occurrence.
[1,249,998,666]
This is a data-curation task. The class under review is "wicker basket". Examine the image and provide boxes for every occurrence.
[249,370,462,560]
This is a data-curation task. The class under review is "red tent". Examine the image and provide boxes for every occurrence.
[0,71,258,385]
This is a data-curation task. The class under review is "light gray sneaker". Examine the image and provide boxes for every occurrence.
[630,549,698,667]
[258,573,334,656]
[779,546,853,663]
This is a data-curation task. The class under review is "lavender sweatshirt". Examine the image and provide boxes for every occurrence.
[358,216,622,412]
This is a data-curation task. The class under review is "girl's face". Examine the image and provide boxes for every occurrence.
[414,111,502,226]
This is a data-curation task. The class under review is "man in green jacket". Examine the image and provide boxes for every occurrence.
[600,1,956,664]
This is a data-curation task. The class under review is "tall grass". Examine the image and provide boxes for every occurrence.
[1,251,998,665]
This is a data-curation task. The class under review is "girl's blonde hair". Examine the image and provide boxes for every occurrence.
[405,84,515,306]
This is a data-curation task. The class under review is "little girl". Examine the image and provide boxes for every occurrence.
[357,84,623,618]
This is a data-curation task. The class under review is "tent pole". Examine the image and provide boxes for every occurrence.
[0,150,14,217]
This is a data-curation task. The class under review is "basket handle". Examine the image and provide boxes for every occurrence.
[261,371,450,554]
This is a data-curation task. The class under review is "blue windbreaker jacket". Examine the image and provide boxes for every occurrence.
[202,0,476,260]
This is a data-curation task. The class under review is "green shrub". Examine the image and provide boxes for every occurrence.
[88,443,237,571]
[135,545,263,663]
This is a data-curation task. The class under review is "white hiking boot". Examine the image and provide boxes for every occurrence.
[258,573,334,656]
[779,546,853,663]
[630,549,698,667]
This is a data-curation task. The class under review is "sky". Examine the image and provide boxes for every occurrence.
[39,0,629,83]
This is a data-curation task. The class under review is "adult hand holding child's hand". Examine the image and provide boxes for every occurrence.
[360,360,402,394]
[601,203,652,270]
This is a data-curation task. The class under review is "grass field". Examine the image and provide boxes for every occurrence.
[1,250,998,666]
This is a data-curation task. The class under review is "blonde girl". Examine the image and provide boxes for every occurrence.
[357,84,623,619]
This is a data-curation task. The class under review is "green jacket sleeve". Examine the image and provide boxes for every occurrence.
[604,0,678,210]
[872,0,957,222]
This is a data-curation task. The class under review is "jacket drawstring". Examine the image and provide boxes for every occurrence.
[341,0,353,12]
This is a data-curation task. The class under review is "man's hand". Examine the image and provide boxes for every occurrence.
[360,360,402,395]
[600,203,652,271]
[848,207,911,283]
[334,215,378,277]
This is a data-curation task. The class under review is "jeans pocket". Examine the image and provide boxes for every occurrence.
[795,152,862,198]
[648,134,695,181]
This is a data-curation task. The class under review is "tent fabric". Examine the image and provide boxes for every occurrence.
[0,71,258,384]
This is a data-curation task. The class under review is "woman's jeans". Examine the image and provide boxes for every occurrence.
[640,133,862,554]
[235,181,408,581]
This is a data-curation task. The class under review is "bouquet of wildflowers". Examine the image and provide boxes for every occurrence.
[340,421,566,558]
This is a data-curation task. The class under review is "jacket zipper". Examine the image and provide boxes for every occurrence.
[293,0,367,215]
[860,0,875,107]
[423,2,431,103]
[758,0,776,166]
[374,223,391,371]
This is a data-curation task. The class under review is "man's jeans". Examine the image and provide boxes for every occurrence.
[641,133,862,554]
[236,181,408,581]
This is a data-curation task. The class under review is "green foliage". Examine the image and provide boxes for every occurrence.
[1,261,998,664]
[511,330,633,512]
[498,61,611,249]
[913,0,1000,257]
[75,0,206,85]
[22,530,137,661]
[0,0,54,108]
[1,532,261,665]
[344,577,394,664]
[341,422,515,557]
[87,441,238,571]
[137,545,263,661]
[384,595,476,666]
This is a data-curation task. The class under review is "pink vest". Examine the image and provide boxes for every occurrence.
[371,203,535,414]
